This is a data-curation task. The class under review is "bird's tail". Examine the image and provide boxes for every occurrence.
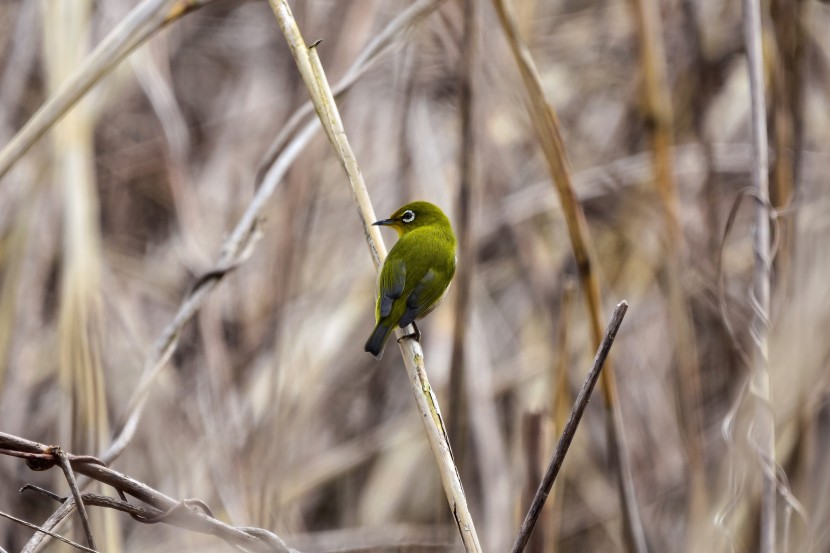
[364,320,395,360]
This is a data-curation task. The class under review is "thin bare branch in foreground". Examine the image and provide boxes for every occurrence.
[0,432,296,553]
[53,448,96,550]
[511,300,630,553]
[0,510,97,553]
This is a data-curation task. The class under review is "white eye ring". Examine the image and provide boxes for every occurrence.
[401,210,415,223]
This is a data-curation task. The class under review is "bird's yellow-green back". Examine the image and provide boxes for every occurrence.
[364,202,457,359]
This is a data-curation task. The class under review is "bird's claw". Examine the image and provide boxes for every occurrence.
[397,322,421,343]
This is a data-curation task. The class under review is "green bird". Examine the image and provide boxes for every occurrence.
[364,201,457,359]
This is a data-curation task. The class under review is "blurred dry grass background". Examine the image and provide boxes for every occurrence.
[1,0,830,551]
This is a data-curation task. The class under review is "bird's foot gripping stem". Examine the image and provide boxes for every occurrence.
[397,322,421,344]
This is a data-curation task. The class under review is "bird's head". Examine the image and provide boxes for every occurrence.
[372,201,451,237]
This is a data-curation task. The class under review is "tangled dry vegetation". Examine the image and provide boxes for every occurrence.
[1,0,829,552]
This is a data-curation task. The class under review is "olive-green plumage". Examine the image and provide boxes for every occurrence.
[364,201,457,359]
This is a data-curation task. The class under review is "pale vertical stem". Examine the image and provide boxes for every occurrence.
[743,0,776,551]
[267,2,482,551]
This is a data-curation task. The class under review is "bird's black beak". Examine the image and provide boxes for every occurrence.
[372,218,397,226]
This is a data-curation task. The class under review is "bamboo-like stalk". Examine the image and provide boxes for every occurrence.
[267,2,482,551]
[42,2,121,550]
[491,1,647,551]
[742,0,776,551]
[627,0,707,532]
[0,0,219,183]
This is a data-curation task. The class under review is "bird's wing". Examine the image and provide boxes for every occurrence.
[377,255,406,318]
[399,268,444,328]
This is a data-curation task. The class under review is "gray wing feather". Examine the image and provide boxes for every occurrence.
[399,269,436,328]
[379,260,405,318]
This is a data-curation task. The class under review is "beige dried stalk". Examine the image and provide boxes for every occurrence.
[267,2,483,551]
[742,0,777,550]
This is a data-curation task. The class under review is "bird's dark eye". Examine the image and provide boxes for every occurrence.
[401,210,415,223]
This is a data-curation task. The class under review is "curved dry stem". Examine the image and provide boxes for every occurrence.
[267,2,483,551]
[0,433,295,553]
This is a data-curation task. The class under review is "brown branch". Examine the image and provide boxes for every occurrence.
[511,300,630,553]
[53,448,96,551]
[0,432,297,553]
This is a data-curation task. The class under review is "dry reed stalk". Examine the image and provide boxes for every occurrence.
[742,0,776,551]
[447,0,478,476]
[268,2,482,551]
[41,2,122,550]
[627,0,708,533]
[0,0,218,183]
[491,1,647,551]
[769,0,807,297]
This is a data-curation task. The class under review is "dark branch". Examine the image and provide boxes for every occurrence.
[510,300,630,553]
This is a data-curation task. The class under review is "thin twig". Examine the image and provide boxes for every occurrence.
[22,495,77,553]
[0,510,97,553]
[0,432,297,553]
[53,448,96,551]
[742,0,776,550]
[511,300,630,553]
[266,3,483,551]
